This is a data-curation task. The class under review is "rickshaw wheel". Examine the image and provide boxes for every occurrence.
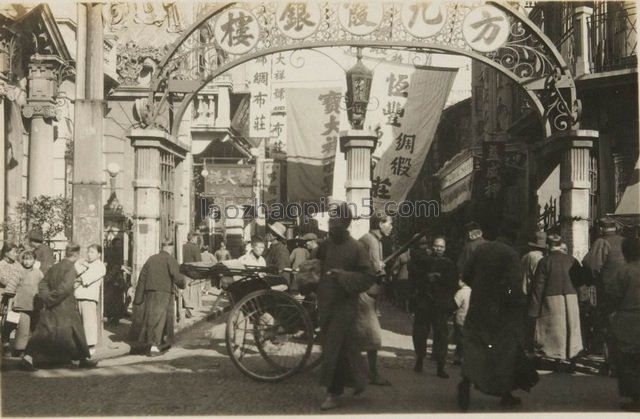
[225,289,314,382]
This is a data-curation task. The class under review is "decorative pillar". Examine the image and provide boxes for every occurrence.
[22,58,62,199]
[216,81,231,128]
[128,128,188,285]
[340,129,378,239]
[573,6,593,77]
[555,130,598,260]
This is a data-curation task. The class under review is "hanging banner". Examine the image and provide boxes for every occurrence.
[286,86,342,203]
[372,66,457,208]
[262,159,282,207]
[250,55,272,138]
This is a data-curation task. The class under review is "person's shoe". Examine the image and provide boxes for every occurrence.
[414,357,424,373]
[437,368,450,379]
[11,349,24,358]
[457,379,471,412]
[500,393,522,407]
[79,358,98,369]
[20,356,37,372]
[320,395,339,410]
[1,344,11,358]
[148,346,162,357]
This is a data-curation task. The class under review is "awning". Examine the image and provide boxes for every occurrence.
[611,156,640,226]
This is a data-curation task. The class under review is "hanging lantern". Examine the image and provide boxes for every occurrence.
[345,48,373,130]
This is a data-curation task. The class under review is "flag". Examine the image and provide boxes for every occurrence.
[286,87,342,204]
[371,66,458,208]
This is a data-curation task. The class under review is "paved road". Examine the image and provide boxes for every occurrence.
[0,301,631,416]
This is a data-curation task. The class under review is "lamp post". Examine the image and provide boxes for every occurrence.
[340,48,378,239]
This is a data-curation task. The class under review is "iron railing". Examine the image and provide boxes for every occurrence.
[588,6,638,73]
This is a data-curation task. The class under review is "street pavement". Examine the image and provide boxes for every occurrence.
[1,295,635,416]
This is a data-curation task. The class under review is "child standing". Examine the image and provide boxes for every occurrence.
[453,278,471,365]
[10,250,43,358]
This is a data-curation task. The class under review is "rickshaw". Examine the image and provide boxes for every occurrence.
[179,261,322,382]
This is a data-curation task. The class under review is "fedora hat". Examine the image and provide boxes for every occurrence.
[268,221,287,240]
[528,231,547,249]
[547,233,563,247]
[27,229,44,243]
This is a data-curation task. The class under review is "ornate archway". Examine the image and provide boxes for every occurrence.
[144,1,580,138]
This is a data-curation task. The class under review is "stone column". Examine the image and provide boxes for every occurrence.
[573,6,593,77]
[340,129,378,240]
[0,92,5,243]
[22,58,61,199]
[554,130,598,260]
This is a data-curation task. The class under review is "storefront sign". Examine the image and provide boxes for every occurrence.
[276,3,322,39]
[213,8,260,55]
[400,2,447,38]
[262,160,282,206]
[249,55,272,138]
[462,5,510,53]
[482,141,505,200]
[441,156,474,190]
[338,2,384,36]
[203,165,254,198]
[440,174,473,213]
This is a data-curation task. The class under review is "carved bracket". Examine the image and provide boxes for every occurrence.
[22,102,59,120]
[116,42,166,86]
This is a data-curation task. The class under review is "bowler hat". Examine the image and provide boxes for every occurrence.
[28,230,44,243]
[528,231,547,249]
[302,233,318,241]
[268,221,287,240]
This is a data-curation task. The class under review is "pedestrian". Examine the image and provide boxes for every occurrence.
[317,202,376,410]
[21,243,98,371]
[182,232,202,318]
[582,217,625,355]
[456,221,486,275]
[104,237,128,325]
[409,236,458,379]
[200,245,217,264]
[265,222,290,273]
[358,212,393,386]
[10,250,43,358]
[214,241,232,262]
[0,242,22,355]
[528,234,583,367]
[74,244,106,357]
[521,231,547,296]
[453,278,471,365]
[238,236,266,267]
[391,249,410,312]
[457,218,536,410]
[608,237,640,412]
[303,232,319,259]
[27,229,55,276]
[130,240,186,357]
[290,239,310,270]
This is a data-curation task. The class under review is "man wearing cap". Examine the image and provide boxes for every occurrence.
[28,229,55,276]
[303,233,319,259]
[290,238,310,270]
[181,232,202,318]
[456,222,486,275]
[522,231,547,297]
[265,221,291,273]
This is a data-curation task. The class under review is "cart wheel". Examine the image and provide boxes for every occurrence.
[225,289,313,382]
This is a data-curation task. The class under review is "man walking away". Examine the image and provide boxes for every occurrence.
[131,240,186,357]
[28,229,55,276]
[456,221,486,275]
[182,232,202,318]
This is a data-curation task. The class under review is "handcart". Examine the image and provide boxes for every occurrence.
[180,261,322,382]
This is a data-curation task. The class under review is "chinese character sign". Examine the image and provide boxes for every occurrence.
[372,66,458,209]
[270,52,288,144]
[481,141,505,200]
[249,55,272,138]
[213,8,260,55]
[286,87,342,203]
[262,160,282,206]
[462,5,510,53]
[204,165,254,198]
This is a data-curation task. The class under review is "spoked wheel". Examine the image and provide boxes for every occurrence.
[225,289,314,382]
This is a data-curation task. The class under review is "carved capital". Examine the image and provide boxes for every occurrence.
[116,42,164,85]
[22,102,59,120]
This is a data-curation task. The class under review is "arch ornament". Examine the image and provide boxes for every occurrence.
[146,1,579,138]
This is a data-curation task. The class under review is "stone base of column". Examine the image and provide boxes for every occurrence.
[340,130,377,240]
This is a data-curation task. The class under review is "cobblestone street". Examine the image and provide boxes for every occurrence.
[1,300,625,416]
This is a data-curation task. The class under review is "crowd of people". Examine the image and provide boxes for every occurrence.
[0,230,105,371]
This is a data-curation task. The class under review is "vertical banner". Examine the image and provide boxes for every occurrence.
[262,159,282,207]
[482,141,505,201]
[250,56,272,137]
[270,51,288,150]
[286,87,342,203]
[372,66,458,208]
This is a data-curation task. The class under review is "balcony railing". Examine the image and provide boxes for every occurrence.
[588,6,638,73]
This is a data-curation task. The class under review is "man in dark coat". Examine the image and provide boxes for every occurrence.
[131,240,186,356]
[182,232,202,318]
[317,203,376,410]
[458,219,532,410]
[410,236,458,378]
[28,229,55,276]
[22,244,97,371]
[456,221,486,275]
[265,221,291,287]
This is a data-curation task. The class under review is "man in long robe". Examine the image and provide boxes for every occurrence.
[458,219,532,410]
[131,240,186,356]
[22,244,97,371]
[182,232,202,318]
[317,203,376,410]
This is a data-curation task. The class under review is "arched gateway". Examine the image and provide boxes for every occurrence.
[137,1,597,258]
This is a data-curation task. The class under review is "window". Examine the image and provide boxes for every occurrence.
[160,152,176,246]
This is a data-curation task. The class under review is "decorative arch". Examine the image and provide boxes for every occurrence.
[145,1,580,138]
